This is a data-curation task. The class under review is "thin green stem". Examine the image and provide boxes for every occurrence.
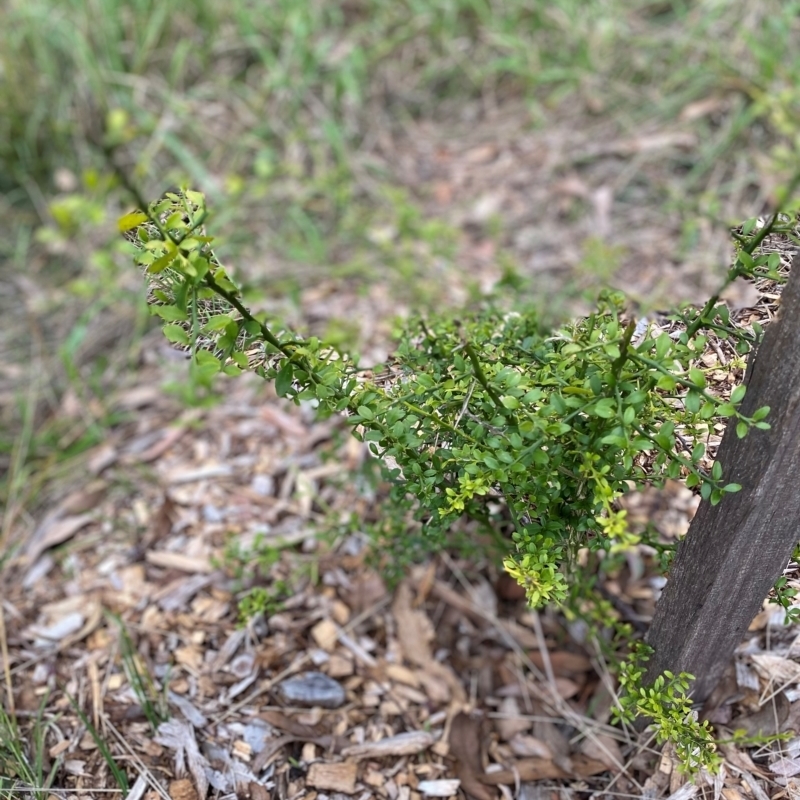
[686,167,800,340]
[628,422,722,491]
[463,340,506,410]
[112,162,328,391]
[395,398,481,445]
[630,352,721,407]
[201,272,295,359]
[611,319,636,383]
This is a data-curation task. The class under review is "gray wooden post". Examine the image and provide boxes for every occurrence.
[645,252,800,703]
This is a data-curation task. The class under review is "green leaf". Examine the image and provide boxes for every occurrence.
[118,210,149,232]
[523,388,543,404]
[550,393,566,414]
[736,421,749,438]
[203,314,235,332]
[712,461,722,480]
[700,402,716,419]
[178,237,203,252]
[730,384,747,404]
[153,305,188,322]
[165,211,186,229]
[685,392,701,414]
[147,245,180,274]
[738,249,754,270]
[224,320,240,341]
[276,362,294,397]
[194,350,219,367]
[752,406,770,422]
[357,404,375,421]
[192,351,221,381]
[163,324,190,345]
[501,395,520,410]
[592,398,616,419]
[723,483,742,493]
[688,367,706,388]
[656,374,676,392]
[655,333,671,359]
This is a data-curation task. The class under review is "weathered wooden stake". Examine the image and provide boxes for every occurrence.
[645,252,800,702]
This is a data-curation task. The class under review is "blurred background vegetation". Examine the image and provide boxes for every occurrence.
[2,0,800,540]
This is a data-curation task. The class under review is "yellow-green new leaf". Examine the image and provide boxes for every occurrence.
[118,210,148,233]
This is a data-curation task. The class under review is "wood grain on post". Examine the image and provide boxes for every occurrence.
[645,252,800,702]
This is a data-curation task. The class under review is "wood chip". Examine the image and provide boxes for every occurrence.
[385,663,420,687]
[155,720,209,799]
[479,753,609,783]
[430,580,539,648]
[392,581,465,703]
[342,731,436,759]
[327,653,355,678]
[145,551,213,573]
[393,582,436,666]
[311,618,339,652]
[579,732,624,773]
[664,784,699,800]
[527,650,591,675]
[164,463,233,484]
[306,762,357,794]
[168,778,198,800]
[508,734,553,759]
[751,653,800,685]
[417,779,461,797]
[449,713,494,800]
[496,696,530,740]
[24,513,94,564]
[741,772,771,800]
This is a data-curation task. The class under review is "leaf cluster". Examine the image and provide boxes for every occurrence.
[123,190,790,773]
[122,190,776,611]
[613,644,720,776]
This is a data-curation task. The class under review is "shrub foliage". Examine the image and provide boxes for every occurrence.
[121,189,777,605]
[122,188,789,773]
